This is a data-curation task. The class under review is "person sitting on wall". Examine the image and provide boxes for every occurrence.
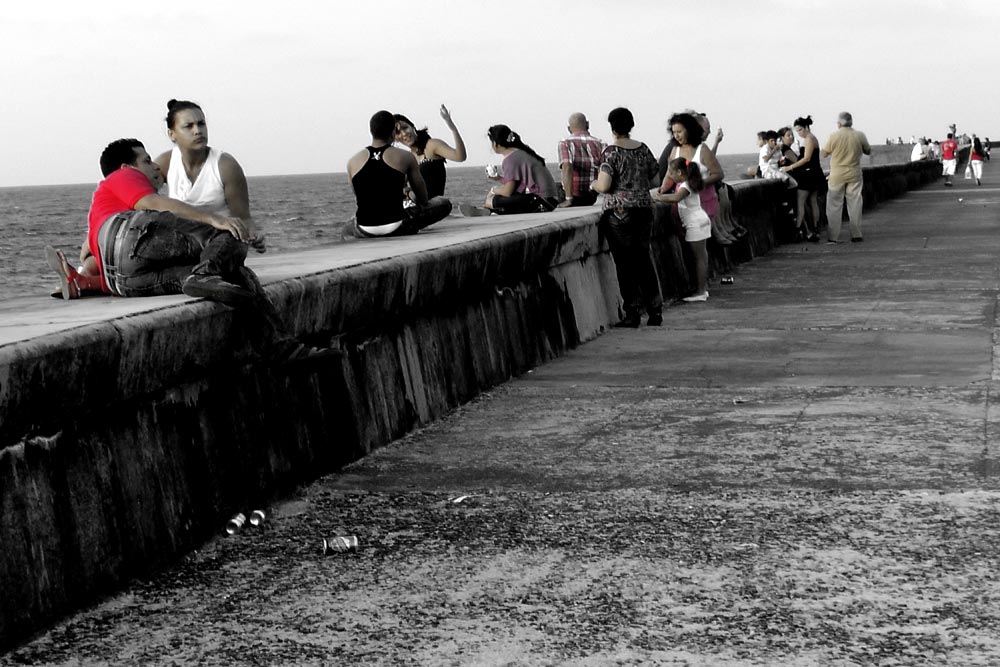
[556,112,606,207]
[345,110,453,237]
[45,138,326,362]
[460,125,559,216]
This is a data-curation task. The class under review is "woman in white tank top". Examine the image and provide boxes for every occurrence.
[154,99,262,250]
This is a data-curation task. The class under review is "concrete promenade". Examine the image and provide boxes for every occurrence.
[4,176,1000,665]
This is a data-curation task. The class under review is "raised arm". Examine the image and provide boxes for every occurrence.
[425,105,467,162]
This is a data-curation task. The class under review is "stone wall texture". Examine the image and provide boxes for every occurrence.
[0,159,942,648]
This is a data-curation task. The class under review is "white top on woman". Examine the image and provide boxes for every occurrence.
[166,146,231,215]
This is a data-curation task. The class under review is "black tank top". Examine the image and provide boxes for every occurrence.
[419,159,447,199]
[353,146,405,226]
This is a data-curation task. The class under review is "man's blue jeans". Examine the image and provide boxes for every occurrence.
[99,210,248,297]
[98,210,288,353]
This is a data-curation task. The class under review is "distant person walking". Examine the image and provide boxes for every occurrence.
[821,111,871,243]
[556,112,606,207]
[346,110,452,237]
[941,133,959,186]
[969,135,985,185]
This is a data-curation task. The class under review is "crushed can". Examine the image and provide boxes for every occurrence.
[323,535,359,554]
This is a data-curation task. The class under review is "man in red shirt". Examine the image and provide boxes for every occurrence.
[941,133,959,187]
[48,138,322,361]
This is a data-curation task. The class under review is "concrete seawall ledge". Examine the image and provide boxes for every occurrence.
[0,159,941,647]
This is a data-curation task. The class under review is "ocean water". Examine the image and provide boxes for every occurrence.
[0,145,912,302]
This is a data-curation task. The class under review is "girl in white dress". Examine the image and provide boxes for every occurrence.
[654,157,711,302]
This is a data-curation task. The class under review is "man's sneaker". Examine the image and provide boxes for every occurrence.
[182,274,254,308]
[647,312,663,326]
[682,291,709,302]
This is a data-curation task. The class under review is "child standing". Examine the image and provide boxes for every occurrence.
[654,157,711,302]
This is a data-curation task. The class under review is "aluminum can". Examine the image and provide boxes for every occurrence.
[225,513,246,535]
[323,535,359,554]
[249,509,266,527]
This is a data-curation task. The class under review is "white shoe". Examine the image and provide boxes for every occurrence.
[682,291,709,302]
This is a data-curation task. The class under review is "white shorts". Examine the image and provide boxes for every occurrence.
[942,159,957,176]
[684,217,711,242]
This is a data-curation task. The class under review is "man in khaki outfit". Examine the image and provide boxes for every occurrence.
[822,111,871,243]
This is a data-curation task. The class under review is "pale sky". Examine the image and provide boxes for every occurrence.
[1,0,996,187]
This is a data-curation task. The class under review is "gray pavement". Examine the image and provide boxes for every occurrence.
[5,180,1000,666]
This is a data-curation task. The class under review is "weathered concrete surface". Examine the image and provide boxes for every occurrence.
[5,171,995,665]
[0,160,948,654]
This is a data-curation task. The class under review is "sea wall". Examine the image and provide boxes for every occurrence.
[0,158,941,648]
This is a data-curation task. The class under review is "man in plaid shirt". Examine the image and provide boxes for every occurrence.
[557,113,606,207]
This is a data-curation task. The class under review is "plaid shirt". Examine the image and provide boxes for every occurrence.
[558,132,606,196]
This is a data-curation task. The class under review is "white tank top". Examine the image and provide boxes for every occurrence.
[166,146,231,215]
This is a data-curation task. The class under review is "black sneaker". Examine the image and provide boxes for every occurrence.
[182,274,254,308]
[647,313,663,326]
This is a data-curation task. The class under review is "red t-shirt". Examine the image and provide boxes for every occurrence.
[941,139,958,160]
[87,167,156,291]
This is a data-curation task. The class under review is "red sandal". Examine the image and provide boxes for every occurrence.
[45,246,81,300]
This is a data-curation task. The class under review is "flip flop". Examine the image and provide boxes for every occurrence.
[45,246,80,300]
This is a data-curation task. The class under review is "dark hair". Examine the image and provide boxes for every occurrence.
[393,113,431,154]
[765,130,779,141]
[607,107,634,136]
[667,112,705,146]
[369,110,396,141]
[165,99,203,129]
[974,136,984,155]
[487,124,545,164]
[793,115,813,128]
[99,138,145,177]
[777,126,792,137]
[667,156,704,193]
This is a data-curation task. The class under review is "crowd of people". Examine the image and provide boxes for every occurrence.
[44,99,970,339]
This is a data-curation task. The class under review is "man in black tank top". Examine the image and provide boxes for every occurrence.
[346,110,451,237]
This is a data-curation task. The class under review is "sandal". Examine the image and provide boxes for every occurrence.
[45,246,80,300]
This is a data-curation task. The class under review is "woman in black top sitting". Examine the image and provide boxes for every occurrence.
[393,105,467,198]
